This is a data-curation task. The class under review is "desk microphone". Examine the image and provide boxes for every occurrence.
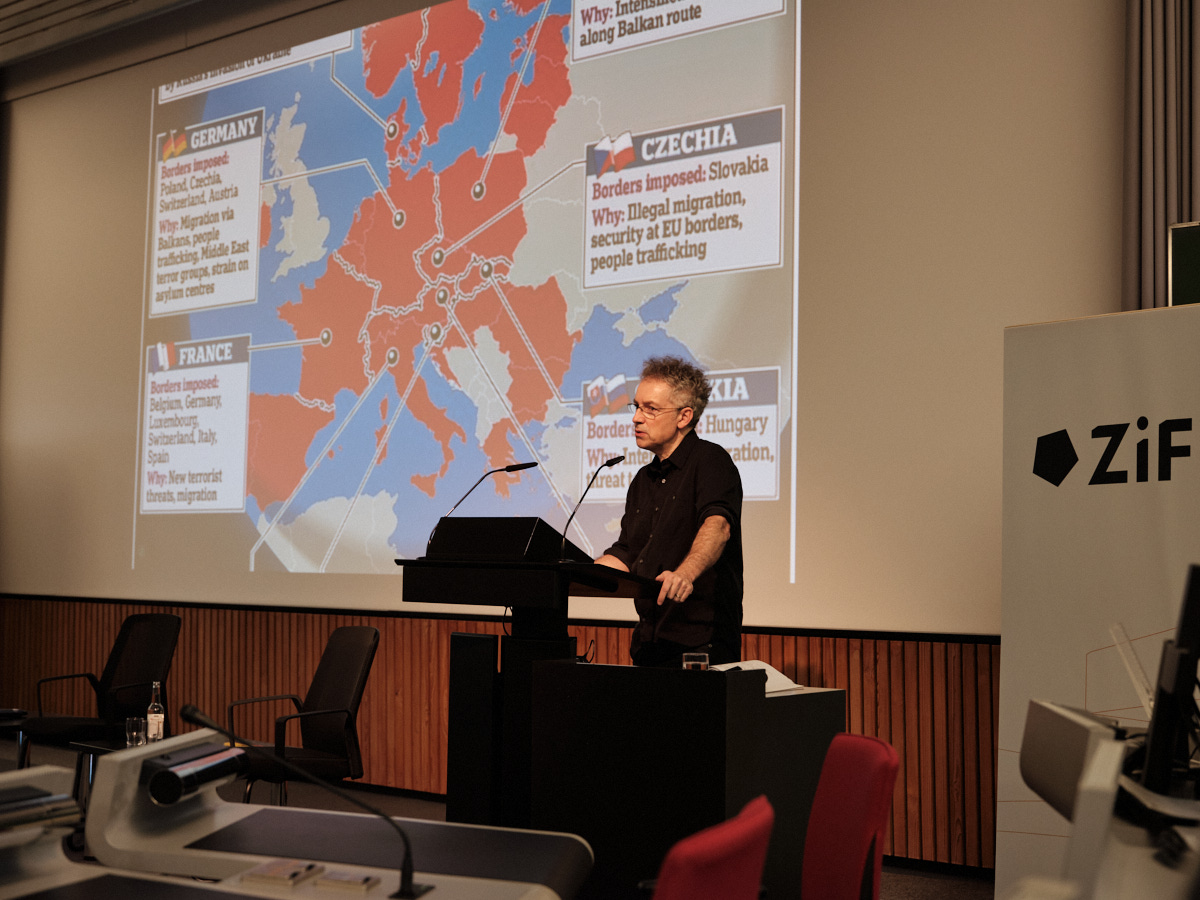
[179,704,433,898]
[426,461,539,552]
[561,455,624,560]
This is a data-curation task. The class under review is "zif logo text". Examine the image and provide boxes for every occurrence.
[1033,418,1192,486]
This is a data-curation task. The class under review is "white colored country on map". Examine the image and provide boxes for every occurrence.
[257,491,399,572]
[267,97,330,282]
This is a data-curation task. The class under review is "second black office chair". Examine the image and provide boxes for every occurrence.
[227,625,380,804]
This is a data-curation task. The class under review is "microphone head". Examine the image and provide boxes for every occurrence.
[505,461,539,472]
[180,704,217,730]
[604,455,625,468]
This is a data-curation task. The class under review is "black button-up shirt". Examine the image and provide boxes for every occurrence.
[603,429,743,662]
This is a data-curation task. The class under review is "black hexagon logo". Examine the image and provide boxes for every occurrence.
[1033,429,1077,486]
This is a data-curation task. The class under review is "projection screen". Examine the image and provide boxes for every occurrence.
[0,0,799,620]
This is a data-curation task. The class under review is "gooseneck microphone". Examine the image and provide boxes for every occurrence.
[444,461,538,519]
[560,455,624,561]
[179,704,433,899]
[426,461,539,552]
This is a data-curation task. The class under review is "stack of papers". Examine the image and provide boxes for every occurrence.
[712,660,802,694]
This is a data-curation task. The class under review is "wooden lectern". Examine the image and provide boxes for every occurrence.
[396,517,658,827]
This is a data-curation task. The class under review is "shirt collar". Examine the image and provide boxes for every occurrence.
[652,428,699,474]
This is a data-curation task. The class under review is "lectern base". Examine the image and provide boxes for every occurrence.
[446,631,577,828]
[530,662,846,900]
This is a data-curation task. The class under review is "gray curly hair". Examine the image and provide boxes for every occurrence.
[641,356,711,422]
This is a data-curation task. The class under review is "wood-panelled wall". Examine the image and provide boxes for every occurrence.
[0,597,998,868]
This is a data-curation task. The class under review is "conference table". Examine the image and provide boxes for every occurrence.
[0,732,593,900]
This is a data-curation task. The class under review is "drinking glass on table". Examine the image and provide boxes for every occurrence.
[125,717,147,747]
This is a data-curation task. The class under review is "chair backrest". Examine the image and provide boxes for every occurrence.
[96,614,183,726]
[801,733,900,900]
[651,794,774,900]
[300,626,380,776]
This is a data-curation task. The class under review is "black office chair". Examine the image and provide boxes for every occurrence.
[16,613,183,770]
[227,625,380,804]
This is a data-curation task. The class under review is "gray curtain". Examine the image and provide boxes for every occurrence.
[1123,0,1200,309]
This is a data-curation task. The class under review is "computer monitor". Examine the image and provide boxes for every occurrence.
[1139,565,1200,795]
[1017,699,1126,898]
[1020,700,1120,820]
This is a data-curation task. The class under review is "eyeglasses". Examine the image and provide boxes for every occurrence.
[628,402,687,419]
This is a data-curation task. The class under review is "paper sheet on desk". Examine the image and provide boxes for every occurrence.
[712,660,801,694]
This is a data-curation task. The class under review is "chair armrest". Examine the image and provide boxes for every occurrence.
[35,672,99,715]
[273,707,353,755]
[227,694,303,734]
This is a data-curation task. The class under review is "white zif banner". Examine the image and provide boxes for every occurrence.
[997,304,1200,894]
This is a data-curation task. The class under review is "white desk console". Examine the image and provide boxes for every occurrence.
[1,730,592,900]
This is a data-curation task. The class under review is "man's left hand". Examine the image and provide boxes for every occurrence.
[653,515,730,606]
[655,570,694,606]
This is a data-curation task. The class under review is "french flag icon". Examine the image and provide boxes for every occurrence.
[149,341,175,373]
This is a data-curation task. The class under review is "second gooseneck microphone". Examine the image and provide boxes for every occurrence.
[560,455,624,561]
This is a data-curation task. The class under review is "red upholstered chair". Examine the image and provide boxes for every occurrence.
[802,732,901,900]
[649,794,774,900]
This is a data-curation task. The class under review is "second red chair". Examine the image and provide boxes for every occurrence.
[649,794,775,900]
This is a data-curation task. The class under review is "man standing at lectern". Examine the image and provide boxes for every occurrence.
[595,356,744,667]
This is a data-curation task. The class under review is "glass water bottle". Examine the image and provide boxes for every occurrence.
[147,680,165,742]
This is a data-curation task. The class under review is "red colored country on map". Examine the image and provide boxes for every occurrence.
[405,377,467,497]
[340,164,439,312]
[363,308,425,376]
[247,393,335,509]
[279,258,377,404]
[387,97,422,167]
[448,278,579,424]
[360,312,471,482]
[500,280,578,401]
[362,314,466,482]
[482,422,520,491]
[499,15,571,156]
[375,398,389,463]
[362,4,484,146]
[435,148,530,269]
